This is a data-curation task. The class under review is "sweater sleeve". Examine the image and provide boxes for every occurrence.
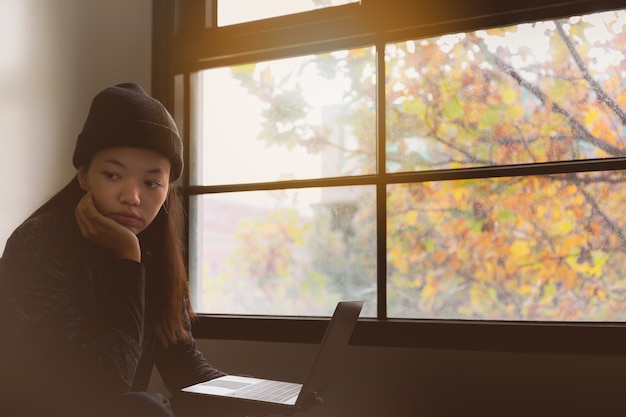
[1,213,146,398]
[154,304,226,394]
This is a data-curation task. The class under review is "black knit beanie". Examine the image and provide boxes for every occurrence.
[72,83,183,181]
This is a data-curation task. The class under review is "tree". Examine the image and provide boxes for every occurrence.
[226,10,626,320]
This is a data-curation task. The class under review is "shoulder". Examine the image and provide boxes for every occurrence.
[3,210,83,261]
[0,211,90,316]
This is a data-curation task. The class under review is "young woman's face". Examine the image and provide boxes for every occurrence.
[78,147,171,235]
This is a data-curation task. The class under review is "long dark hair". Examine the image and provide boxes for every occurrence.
[28,175,193,346]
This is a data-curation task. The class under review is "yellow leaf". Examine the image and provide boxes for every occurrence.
[511,240,530,257]
[563,234,584,250]
[519,285,534,295]
[584,107,600,128]
[500,84,518,103]
[565,184,578,195]
[422,279,437,300]
[405,210,418,226]
[553,219,574,235]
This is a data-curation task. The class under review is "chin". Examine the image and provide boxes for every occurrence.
[116,222,142,235]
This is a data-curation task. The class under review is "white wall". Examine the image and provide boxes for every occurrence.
[0,0,152,252]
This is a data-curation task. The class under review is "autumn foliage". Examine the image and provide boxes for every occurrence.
[207,11,626,320]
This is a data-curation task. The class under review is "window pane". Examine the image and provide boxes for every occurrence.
[386,10,626,173]
[192,47,376,186]
[217,0,359,27]
[190,186,377,315]
[387,171,626,321]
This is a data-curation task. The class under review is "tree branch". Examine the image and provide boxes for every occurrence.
[579,187,626,248]
[554,19,626,125]
[474,36,625,157]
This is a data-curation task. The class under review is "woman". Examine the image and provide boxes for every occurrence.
[0,83,225,417]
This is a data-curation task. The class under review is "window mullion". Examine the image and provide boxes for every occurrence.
[376,40,387,320]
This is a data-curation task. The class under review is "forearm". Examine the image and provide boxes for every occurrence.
[155,308,226,393]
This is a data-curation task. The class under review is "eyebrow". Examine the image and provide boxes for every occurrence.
[103,158,166,175]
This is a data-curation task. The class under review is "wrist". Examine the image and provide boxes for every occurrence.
[114,246,141,262]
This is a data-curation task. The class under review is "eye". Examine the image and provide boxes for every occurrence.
[145,180,163,189]
[103,171,120,180]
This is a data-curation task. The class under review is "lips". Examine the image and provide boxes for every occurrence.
[110,212,142,227]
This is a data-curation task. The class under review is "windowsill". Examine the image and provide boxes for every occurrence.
[192,315,626,357]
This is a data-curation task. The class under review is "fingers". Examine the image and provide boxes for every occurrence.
[75,192,91,234]
[297,391,323,411]
[75,192,112,238]
[75,192,141,261]
[75,192,95,237]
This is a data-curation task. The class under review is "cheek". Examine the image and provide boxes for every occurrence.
[89,191,106,212]
[145,192,168,220]
[89,184,119,214]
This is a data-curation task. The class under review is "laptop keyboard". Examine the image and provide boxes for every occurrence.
[229,380,302,403]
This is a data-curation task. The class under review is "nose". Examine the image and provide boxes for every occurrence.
[120,181,141,206]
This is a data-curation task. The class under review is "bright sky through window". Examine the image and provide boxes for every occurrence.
[217,0,359,26]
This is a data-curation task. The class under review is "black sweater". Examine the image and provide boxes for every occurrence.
[0,210,224,417]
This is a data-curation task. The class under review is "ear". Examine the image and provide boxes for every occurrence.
[77,167,90,191]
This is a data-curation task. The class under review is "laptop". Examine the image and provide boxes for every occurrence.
[181,300,364,413]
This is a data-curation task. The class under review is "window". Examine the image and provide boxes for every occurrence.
[189,49,378,316]
[160,0,626,353]
[216,0,360,27]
